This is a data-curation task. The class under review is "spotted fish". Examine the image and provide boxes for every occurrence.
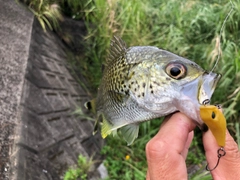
[86,36,221,145]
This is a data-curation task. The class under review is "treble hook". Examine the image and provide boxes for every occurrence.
[206,147,226,171]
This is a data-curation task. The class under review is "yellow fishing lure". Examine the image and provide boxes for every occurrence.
[200,105,226,147]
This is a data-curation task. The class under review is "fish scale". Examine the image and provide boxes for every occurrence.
[87,36,221,145]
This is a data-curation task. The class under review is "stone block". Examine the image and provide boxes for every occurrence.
[64,116,89,140]
[64,136,89,159]
[78,119,94,137]
[19,108,55,152]
[81,135,102,157]
[42,143,76,177]
[26,66,52,89]
[17,149,55,180]
[46,113,74,142]
[1,2,104,179]
[44,73,64,90]
[43,90,69,112]
[29,53,51,71]
[22,80,54,114]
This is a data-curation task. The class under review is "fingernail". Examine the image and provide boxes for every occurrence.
[202,123,209,132]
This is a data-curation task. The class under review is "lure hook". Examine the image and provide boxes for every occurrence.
[206,147,226,171]
[202,99,210,105]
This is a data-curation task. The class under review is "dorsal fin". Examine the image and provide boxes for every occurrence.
[106,36,127,65]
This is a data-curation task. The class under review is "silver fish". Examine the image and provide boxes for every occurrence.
[86,36,221,145]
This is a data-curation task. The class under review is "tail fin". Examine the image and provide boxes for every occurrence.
[84,99,96,113]
[84,99,115,139]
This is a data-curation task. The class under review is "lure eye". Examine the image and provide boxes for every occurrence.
[166,63,186,80]
[212,111,216,119]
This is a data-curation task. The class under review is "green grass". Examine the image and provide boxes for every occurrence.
[21,0,240,179]
[80,0,240,130]
[79,0,240,179]
[64,155,96,180]
[101,119,160,180]
[78,0,240,124]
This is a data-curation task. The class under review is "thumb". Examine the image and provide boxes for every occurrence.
[203,129,240,179]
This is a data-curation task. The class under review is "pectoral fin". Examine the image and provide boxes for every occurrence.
[120,124,139,146]
[101,116,114,138]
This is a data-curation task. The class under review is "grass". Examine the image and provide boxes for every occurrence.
[100,119,161,180]
[64,155,96,180]
[19,0,63,31]
[21,0,240,179]
[81,0,240,131]
[78,0,240,179]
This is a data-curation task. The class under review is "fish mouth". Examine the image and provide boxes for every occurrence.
[197,72,222,105]
[181,71,221,106]
[176,71,221,125]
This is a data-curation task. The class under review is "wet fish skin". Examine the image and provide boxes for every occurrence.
[87,36,221,145]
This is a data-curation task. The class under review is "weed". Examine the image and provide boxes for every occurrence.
[64,155,96,180]
[20,0,240,179]
[19,0,63,31]
[80,0,240,179]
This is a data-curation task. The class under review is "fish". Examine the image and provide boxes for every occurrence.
[85,36,221,145]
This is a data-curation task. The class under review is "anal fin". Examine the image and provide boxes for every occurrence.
[120,124,139,146]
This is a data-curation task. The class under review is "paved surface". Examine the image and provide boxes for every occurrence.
[0,1,104,179]
[0,1,34,179]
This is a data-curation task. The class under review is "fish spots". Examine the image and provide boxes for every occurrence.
[150,84,153,89]
[166,77,171,81]
[151,90,154,94]
[153,81,160,86]
[142,92,145,97]
[143,83,146,88]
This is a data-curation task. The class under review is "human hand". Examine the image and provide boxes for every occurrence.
[146,112,196,180]
[146,112,240,180]
[203,128,240,179]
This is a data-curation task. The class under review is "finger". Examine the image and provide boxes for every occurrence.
[146,170,150,180]
[182,131,194,160]
[203,129,240,178]
[160,113,174,127]
[158,112,196,154]
[146,112,196,179]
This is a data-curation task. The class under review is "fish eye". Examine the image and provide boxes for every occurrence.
[165,63,186,80]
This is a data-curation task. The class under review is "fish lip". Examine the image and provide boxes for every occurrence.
[198,72,221,105]
[180,71,221,105]
[176,71,221,124]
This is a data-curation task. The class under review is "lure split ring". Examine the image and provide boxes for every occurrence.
[206,147,226,171]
